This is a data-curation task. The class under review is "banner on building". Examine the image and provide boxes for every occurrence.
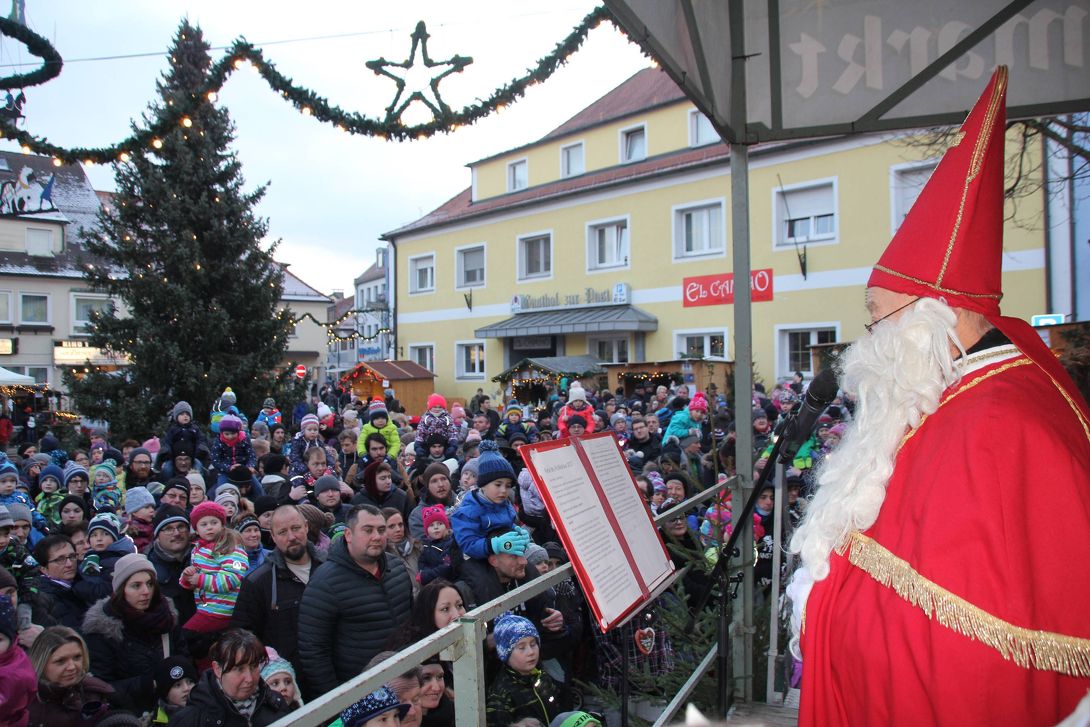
[683,269,774,307]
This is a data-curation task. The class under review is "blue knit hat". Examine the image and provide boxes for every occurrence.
[340,686,409,727]
[0,452,17,478]
[475,440,515,489]
[63,462,90,489]
[39,463,64,489]
[493,611,539,663]
[88,512,122,542]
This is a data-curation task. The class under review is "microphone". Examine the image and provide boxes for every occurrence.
[778,367,839,464]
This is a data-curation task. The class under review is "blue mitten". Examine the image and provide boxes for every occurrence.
[491,530,529,555]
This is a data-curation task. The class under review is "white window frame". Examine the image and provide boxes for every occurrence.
[585,215,631,273]
[671,198,727,261]
[12,365,50,385]
[619,122,647,164]
[673,327,729,361]
[774,322,841,380]
[407,253,435,295]
[455,340,486,380]
[772,177,839,249]
[0,290,12,324]
[70,293,112,336]
[408,343,435,373]
[25,227,55,256]
[688,109,718,147]
[516,230,553,282]
[560,141,585,178]
[18,292,50,325]
[507,158,528,192]
[889,160,938,235]
[588,335,630,364]
[454,243,487,290]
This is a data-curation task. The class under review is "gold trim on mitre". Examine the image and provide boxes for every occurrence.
[847,532,1090,677]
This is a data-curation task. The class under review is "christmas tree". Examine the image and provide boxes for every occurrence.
[64,20,294,439]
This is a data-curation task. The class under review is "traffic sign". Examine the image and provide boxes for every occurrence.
[294,364,307,379]
[1031,314,1065,327]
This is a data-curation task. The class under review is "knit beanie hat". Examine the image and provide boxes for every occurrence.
[464,428,482,445]
[6,502,31,525]
[475,440,514,489]
[153,505,190,537]
[0,452,18,478]
[263,398,277,410]
[124,487,156,515]
[92,461,117,482]
[185,472,206,493]
[214,490,239,510]
[190,501,226,527]
[172,401,193,421]
[340,686,408,727]
[296,503,335,536]
[233,514,261,534]
[543,541,568,565]
[63,462,90,489]
[300,413,319,429]
[226,465,253,488]
[422,462,452,487]
[0,505,12,529]
[568,385,587,403]
[162,478,190,507]
[88,512,122,542]
[566,414,587,429]
[313,474,342,496]
[752,408,769,422]
[421,504,449,533]
[154,656,198,701]
[0,593,16,642]
[59,495,89,521]
[260,646,297,683]
[689,392,709,412]
[451,404,466,420]
[426,393,447,410]
[342,408,359,423]
[828,423,848,439]
[111,552,155,591]
[254,495,278,517]
[316,403,332,420]
[220,387,237,406]
[524,542,548,567]
[142,437,161,455]
[493,612,539,663]
[39,463,64,489]
[460,457,480,477]
[218,415,242,433]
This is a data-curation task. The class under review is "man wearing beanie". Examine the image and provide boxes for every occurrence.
[253,495,278,549]
[159,478,190,511]
[147,505,195,624]
[312,474,350,523]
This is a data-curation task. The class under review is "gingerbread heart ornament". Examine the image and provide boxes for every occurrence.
[635,626,655,655]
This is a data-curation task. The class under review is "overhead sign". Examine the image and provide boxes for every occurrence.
[511,282,630,314]
[294,364,307,379]
[683,269,774,307]
[53,340,128,366]
[1031,313,1066,326]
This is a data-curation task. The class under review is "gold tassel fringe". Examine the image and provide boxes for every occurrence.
[847,532,1090,678]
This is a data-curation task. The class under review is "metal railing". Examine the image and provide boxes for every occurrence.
[271,474,738,727]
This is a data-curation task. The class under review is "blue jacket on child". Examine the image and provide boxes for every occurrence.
[451,490,518,560]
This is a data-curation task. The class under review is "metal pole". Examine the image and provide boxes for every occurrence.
[766,459,786,703]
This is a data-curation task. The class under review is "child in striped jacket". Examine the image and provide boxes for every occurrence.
[178,501,248,667]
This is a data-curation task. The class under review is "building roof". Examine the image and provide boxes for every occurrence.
[475,305,658,338]
[280,265,331,303]
[364,360,435,380]
[354,259,386,286]
[0,151,107,279]
[329,294,355,330]
[385,142,729,239]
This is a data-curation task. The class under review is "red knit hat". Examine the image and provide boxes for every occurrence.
[190,501,227,526]
[868,66,1008,316]
[421,504,450,534]
[426,393,447,410]
[689,392,708,413]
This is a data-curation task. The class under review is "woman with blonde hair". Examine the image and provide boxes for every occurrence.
[26,626,118,726]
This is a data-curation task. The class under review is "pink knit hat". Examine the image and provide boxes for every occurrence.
[190,501,226,526]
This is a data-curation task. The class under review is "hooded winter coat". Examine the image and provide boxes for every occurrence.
[0,637,36,727]
[81,595,186,715]
[26,675,116,727]
[296,537,413,696]
[169,670,291,727]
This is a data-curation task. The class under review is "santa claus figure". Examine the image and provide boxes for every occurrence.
[787,66,1090,725]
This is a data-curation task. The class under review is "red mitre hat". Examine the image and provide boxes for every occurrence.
[868,67,1008,316]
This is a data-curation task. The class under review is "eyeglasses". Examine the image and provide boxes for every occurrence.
[864,298,918,334]
[48,553,78,565]
[132,459,152,466]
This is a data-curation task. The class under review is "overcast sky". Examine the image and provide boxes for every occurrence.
[2,1,650,296]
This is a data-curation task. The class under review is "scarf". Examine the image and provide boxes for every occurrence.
[113,596,175,639]
[228,692,258,718]
[392,537,413,558]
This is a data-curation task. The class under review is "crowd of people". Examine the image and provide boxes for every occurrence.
[0,376,845,727]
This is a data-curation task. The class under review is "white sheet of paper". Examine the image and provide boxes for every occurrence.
[529,443,642,627]
[578,435,674,591]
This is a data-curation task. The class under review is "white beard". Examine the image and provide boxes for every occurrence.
[786,297,965,658]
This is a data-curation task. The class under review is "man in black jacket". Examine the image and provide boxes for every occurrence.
[296,504,413,696]
[146,505,195,624]
[231,505,324,699]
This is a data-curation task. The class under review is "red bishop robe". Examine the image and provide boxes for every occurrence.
[800,340,1090,725]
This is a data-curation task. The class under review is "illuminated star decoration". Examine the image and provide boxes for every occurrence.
[365,21,472,125]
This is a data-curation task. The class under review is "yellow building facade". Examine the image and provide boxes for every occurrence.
[386,70,1046,402]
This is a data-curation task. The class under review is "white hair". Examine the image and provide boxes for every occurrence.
[786,297,965,657]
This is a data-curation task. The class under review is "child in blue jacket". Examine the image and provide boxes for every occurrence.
[450,441,529,560]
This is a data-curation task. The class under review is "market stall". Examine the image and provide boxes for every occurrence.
[339,360,436,415]
[493,355,606,408]
[602,358,735,407]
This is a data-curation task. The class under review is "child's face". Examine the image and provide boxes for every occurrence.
[317,489,341,508]
[177,412,192,425]
[481,477,513,504]
[133,505,156,523]
[221,430,239,442]
[373,416,387,429]
[11,520,29,544]
[429,406,444,416]
[428,443,444,458]
[307,457,327,478]
[266,672,297,704]
[91,449,104,464]
[460,470,476,489]
[258,511,274,530]
[506,636,540,674]
[651,491,665,506]
[222,501,238,518]
[89,529,115,551]
[94,470,113,486]
[240,526,262,551]
[363,712,400,727]
[426,520,448,541]
[167,677,195,707]
[0,475,16,496]
[67,476,88,495]
[547,557,563,572]
[303,423,319,439]
[196,515,224,541]
[0,526,9,550]
[40,476,60,494]
[536,559,553,575]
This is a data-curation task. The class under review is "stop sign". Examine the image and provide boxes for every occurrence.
[294,364,307,379]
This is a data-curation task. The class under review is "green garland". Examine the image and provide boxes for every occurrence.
[290,307,392,343]
[0,16,63,90]
[0,6,613,163]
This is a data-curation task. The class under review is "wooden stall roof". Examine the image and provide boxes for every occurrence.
[493,355,606,382]
[364,360,436,380]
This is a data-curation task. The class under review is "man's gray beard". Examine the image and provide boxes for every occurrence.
[785,297,964,657]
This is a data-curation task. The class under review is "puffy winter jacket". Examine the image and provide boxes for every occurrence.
[450,489,518,560]
[169,670,291,727]
[296,536,414,696]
